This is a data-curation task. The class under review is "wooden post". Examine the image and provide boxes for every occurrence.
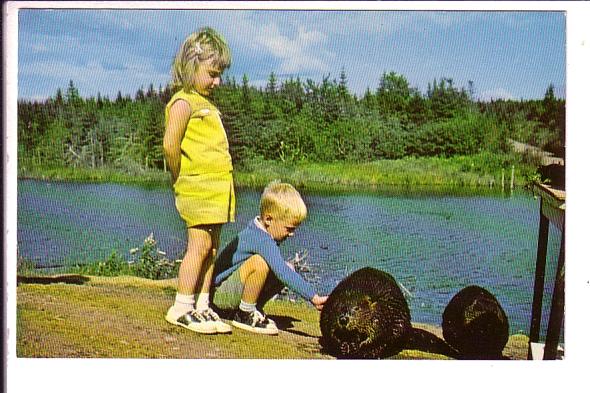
[501,169,505,191]
[527,208,549,360]
[511,165,515,190]
[543,229,565,359]
[528,183,565,360]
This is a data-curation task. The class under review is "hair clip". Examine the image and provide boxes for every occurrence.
[194,43,204,56]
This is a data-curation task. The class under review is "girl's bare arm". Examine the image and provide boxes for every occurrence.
[163,100,191,183]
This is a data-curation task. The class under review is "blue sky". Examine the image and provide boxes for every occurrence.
[17,7,566,102]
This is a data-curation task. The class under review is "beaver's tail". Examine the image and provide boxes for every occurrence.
[404,327,460,359]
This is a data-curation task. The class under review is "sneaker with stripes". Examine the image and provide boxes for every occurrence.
[232,308,279,335]
[201,308,232,334]
[165,308,218,334]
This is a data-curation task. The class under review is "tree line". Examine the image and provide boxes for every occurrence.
[17,71,565,173]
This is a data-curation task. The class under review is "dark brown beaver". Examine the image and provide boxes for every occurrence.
[442,285,509,359]
[319,267,412,359]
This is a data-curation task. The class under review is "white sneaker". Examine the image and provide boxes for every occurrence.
[165,308,217,334]
[201,308,232,334]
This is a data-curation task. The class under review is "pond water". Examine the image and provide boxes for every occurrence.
[17,179,563,336]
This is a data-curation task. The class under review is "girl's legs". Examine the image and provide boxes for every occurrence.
[191,225,231,333]
[167,224,230,333]
[177,224,219,295]
[193,224,221,309]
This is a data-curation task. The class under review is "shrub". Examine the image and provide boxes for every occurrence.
[73,233,181,280]
[128,233,181,280]
[76,251,129,276]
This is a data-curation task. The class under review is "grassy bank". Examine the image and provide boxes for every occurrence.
[18,153,535,191]
[16,274,529,359]
[236,153,533,191]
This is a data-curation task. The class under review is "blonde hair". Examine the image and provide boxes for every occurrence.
[260,181,307,223]
[171,27,231,92]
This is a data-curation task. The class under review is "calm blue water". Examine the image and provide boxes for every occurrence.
[17,179,563,335]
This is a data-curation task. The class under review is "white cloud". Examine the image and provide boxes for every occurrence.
[255,24,333,74]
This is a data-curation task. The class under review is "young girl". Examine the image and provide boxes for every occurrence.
[163,27,234,334]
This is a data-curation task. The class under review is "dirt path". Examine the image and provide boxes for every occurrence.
[17,275,330,359]
[508,139,564,166]
[16,275,528,359]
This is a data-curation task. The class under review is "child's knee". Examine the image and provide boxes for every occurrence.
[242,254,270,275]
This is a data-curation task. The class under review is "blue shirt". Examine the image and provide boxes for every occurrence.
[213,218,316,301]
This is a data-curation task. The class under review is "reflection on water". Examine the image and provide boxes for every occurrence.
[17,179,562,335]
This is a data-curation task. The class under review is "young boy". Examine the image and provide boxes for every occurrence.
[210,181,328,335]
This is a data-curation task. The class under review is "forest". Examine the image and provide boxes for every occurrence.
[17,70,565,180]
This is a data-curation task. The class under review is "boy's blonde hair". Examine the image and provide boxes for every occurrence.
[171,27,232,92]
[260,181,307,223]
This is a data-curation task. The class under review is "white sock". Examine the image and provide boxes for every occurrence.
[239,300,256,313]
[195,293,210,312]
[173,293,195,314]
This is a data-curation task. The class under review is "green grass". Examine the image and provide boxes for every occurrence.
[18,153,536,192]
[16,275,330,359]
[18,164,170,187]
[235,153,535,191]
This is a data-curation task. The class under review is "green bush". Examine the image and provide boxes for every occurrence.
[73,233,181,280]
[403,113,508,158]
[75,251,130,277]
[128,233,181,280]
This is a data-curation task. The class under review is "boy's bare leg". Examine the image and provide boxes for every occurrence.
[233,255,279,334]
[257,272,284,311]
[239,254,270,304]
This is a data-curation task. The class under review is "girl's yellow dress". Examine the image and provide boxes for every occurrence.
[165,90,235,227]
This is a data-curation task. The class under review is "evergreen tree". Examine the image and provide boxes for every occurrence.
[266,72,278,96]
[362,88,377,110]
[376,71,411,118]
[468,80,476,101]
[160,84,172,103]
[17,73,565,171]
[135,86,145,102]
[541,83,558,127]
[65,80,82,105]
[241,74,251,109]
[337,68,350,100]
[55,88,64,106]
[146,83,156,99]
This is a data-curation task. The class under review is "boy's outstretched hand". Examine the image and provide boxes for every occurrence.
[312,295,328,311]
